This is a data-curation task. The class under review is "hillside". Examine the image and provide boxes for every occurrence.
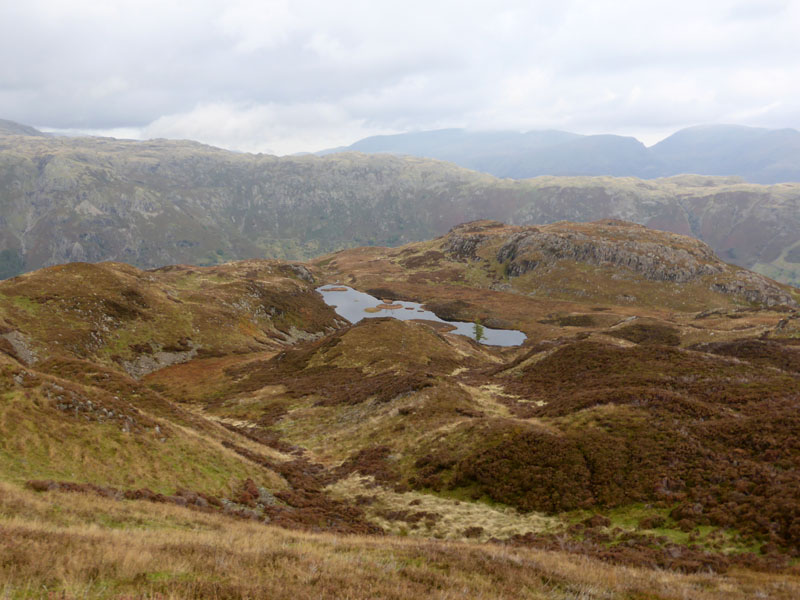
[0,119,46,137]
[650,125,800,183]
[1,221,799,597]
[0,260,338,496]
[323,124,800,183]
[320,219,799,312]
[1,123,800,287]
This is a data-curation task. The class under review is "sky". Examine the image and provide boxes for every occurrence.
[1,0,799,155]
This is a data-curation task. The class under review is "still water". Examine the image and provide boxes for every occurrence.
[316,285,526,347]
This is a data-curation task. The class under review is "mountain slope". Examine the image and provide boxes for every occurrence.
[0,259,338,376]
[0,119,45,137]
[650,125,800,183]
[324,124,800,183]
[2,125,800,286]
[0,258,342,491]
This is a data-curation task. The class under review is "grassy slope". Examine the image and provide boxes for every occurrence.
[0,259,343,496]
[2,482,798,600]
[2,226,800,595]
[147,296,800,556]
[0,351,285,496]
[0,260,340,371]
[274,225,800,557]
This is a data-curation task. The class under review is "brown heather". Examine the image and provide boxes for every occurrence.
[2,221,800,597]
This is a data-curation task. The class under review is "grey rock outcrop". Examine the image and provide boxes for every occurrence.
[441,220,798,308]
[710,271,798,307]
[496,225,723,283]
[121,346,198,379]
[442,221,506,261]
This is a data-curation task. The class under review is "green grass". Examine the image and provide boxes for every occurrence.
[2,293,40,316]
[563,503,765,555]
[0,387,275,496]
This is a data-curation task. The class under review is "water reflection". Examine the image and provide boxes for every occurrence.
[317,285,526,347]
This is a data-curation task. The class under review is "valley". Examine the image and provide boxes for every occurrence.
[7,1,800,597]
[1,220,799,598]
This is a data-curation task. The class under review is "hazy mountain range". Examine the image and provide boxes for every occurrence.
[321,124,800,184]
[1,118,799,286]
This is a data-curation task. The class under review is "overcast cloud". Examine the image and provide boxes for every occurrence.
[1,0,798,154]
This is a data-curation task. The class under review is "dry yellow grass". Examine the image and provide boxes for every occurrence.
[2,482,798,599]
[458,383,514,417]
[327,474,558,541]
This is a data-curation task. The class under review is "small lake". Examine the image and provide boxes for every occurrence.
[316,285,527,347]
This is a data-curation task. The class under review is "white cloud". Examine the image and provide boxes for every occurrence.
[219,0,300,53]
[1,0,798,153]
[142,101,391,155]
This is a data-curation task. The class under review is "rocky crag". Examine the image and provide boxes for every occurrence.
[443,220,797,307]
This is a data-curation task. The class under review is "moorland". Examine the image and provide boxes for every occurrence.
[1,219,799,598]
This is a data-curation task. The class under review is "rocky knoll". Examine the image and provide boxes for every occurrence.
[495,223,722,283]
[443,220,798,307]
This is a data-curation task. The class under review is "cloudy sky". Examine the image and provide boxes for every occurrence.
[1,0,798,154]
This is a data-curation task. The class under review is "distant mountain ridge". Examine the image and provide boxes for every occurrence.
[320,124,800,184]
[1,119,799,286]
